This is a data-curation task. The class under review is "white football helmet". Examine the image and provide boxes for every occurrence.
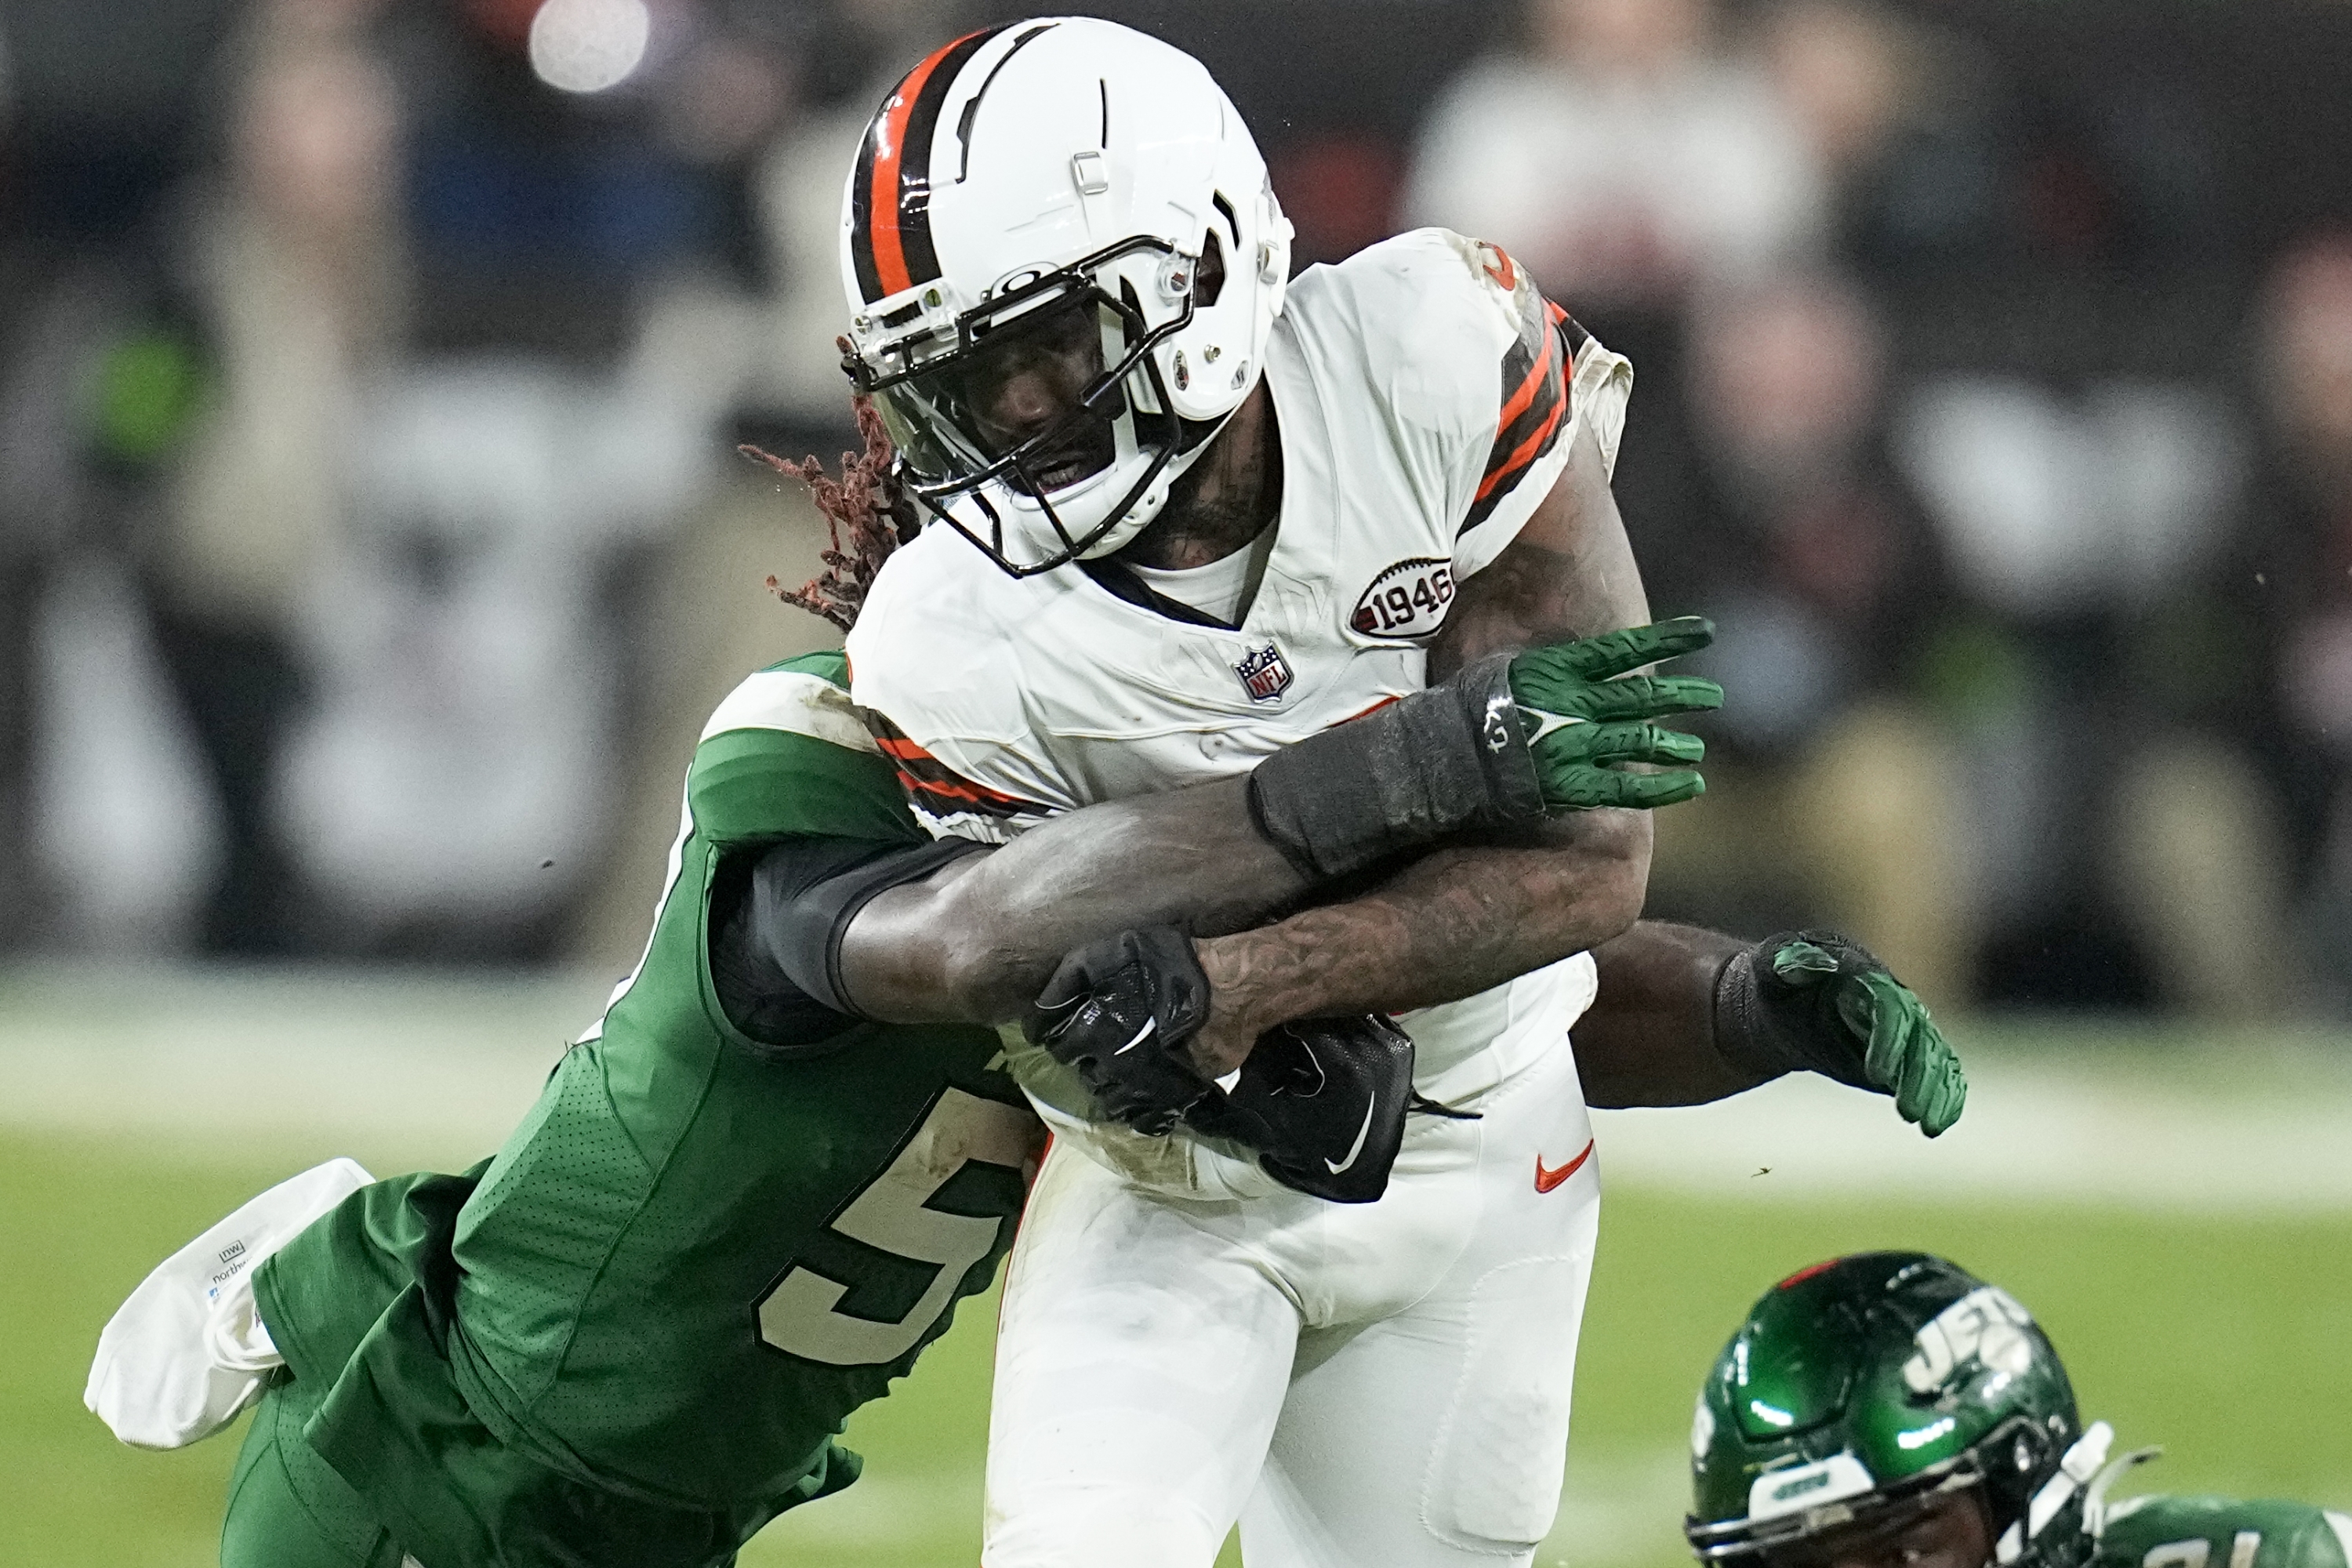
[837,17,1292,576]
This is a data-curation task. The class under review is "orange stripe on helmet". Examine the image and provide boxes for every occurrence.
[866,31,987,299]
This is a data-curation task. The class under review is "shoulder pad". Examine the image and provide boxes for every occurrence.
[688,664,917,844]
[1311,229,1584,540]
[1295,229,1526,437]
[700,662,874,752]
[844,528,1070,838]
[763,647,850,688]
[844,527,1029,747]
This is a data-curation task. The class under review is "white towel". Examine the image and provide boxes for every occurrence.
[85,1156,372,1450]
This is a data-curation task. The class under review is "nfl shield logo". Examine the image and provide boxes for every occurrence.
[1233,642,1294,703]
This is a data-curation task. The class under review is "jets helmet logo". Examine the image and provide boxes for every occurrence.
[1233,642,1295,703]
[1901,1286,2036,1393]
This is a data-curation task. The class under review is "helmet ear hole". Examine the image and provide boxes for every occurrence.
[1196,231,1226,307]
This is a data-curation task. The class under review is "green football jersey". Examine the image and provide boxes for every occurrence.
[252,651,1041,1567]
[2098,1495,2352,1568]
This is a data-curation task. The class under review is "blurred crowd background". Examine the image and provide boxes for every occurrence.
[5,0,2351,1018]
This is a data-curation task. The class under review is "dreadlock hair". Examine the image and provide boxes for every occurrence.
[743,372,915,633]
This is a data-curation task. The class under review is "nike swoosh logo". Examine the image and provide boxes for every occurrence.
[1534,1138,1595,1194]
[1325,1100,1378,1174]
[1113,1017,1156,1055]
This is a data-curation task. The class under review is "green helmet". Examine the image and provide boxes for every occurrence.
[1687,1253,2114,1568]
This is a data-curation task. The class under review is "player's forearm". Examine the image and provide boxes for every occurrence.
[1577,920,1777,1107]
[1186,412,1663,1052]
[846,423,1658,1033]
[1188,809,1650,1075]
[838,777,1316,1024]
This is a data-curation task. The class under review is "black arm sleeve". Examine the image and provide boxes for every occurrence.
[708,835,988,1055]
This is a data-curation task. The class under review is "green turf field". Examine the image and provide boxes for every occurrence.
[13,1120,2351,1568]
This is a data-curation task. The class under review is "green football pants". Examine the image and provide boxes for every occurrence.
[221,1377,407,1568]
[219,1373,759,1568]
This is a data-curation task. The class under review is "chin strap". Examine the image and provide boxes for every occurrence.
[1994,1422,2115,1565]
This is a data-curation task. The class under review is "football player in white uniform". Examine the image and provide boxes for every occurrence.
[826,17,1955,1568]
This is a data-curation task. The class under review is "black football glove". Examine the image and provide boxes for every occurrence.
[1185,1014,1417,1204]
[1716,928,1967,1137]
[1024,927,1215,1136]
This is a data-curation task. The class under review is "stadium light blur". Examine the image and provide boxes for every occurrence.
[526,0,650,95]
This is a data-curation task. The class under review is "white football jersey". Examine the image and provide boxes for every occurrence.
[848,227,1632,1173]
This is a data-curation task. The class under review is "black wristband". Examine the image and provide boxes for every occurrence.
[1245,649,1544,880]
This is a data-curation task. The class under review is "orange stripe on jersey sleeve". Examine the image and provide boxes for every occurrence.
[1460,289,1574,535]
[1474,395,1568,504]
[897,770,1039,814]
[1490,321,1557,451]
[866,717,1047,819]
[1544,298,1580,375]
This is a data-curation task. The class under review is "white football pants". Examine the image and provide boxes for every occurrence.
[982,1036,1600,1568]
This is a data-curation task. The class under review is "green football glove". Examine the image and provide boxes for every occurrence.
[1720,929,1967,1137]
[1243,615,1720,880]
[1509,616,1724,810]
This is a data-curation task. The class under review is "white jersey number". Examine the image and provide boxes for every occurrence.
[757,1088,1037,1367]
[2143,1534,2263,1568]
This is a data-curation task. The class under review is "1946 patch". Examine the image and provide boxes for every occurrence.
[1352,557,1456,641]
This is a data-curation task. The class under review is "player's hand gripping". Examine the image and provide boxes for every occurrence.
[1719,930,1968,1137]
[1509,615,1723,810]
[1023,927,1215,1136]
[1025,927,1417,1201]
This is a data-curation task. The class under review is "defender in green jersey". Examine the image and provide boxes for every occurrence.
[1683,1254,2352,1568]
[223,651,1036,1566]
[140,623,1734,1567]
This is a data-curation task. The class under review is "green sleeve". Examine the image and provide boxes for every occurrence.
[689,729,922,846]
[2098,1496,2352,1568]
[688,650,924,846]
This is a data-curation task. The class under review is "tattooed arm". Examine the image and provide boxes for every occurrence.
[832,775,1316,1025]
[1185,417,1657,1074]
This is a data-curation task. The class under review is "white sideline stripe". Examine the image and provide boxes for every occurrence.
[0,971,597,1169]
[5,972,2352,1212]
[699,669,877,753]
[1591,1052,2352,1214]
